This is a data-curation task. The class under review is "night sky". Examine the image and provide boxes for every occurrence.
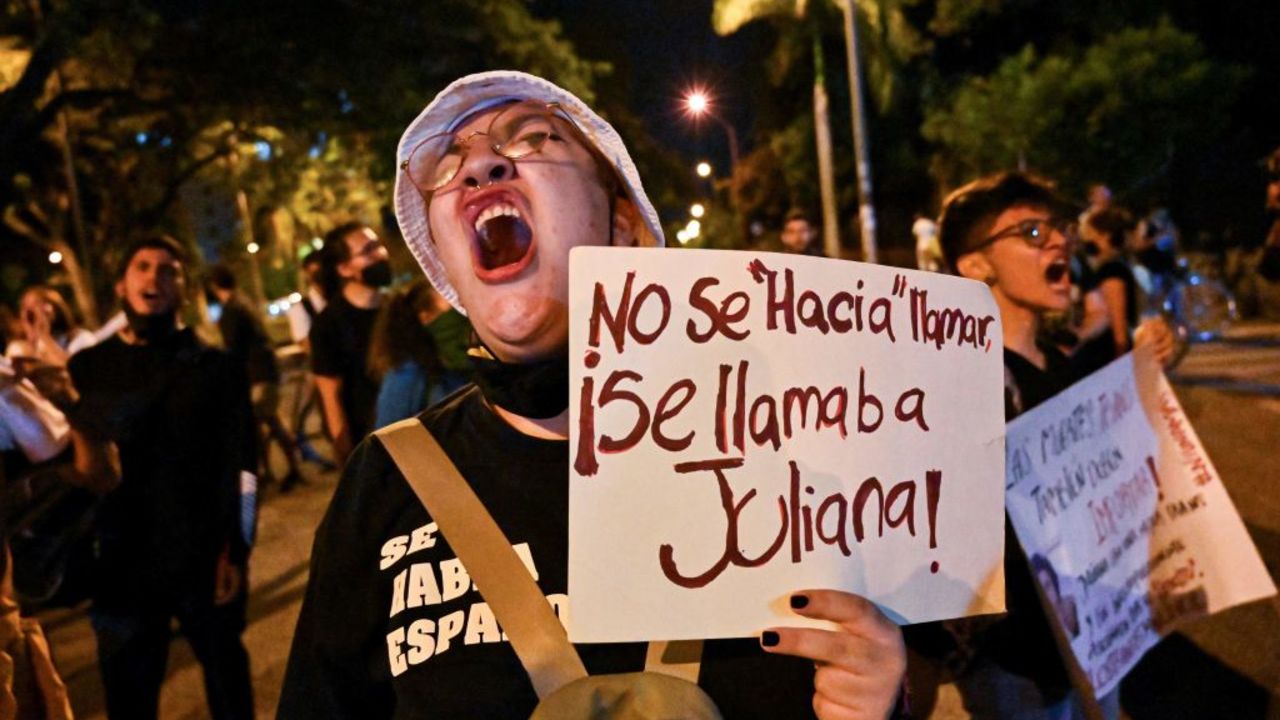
[533,0,1280,246]
[533,0,770,174]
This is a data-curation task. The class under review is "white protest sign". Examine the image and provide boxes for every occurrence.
[567,248,1007,642]
[1005,352,1276,697]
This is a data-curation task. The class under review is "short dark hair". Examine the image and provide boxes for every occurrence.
[117,234,188,281]
[784,209,815,226]
[318,222,367,300]
[938,172,1072,273]
[1029,553,1061,596]
[366,278,440,380]
[1085,206,1136,248]
[206,263,237,292]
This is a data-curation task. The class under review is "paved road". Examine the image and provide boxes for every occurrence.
[38,332,1280,719]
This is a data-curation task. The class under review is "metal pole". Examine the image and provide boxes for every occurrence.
[840,0,878,263]
[813,30,841,258]
[710,110,745,244]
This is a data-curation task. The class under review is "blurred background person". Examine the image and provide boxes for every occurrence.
[1074,207,1140,374]
[285,252,327,352]
[5,286,94,367]
[778,209,823,256]
[206,265,304,493]
[1081,182,1112,223]
[37,235,256,720]
[913,211,943,272]
[367,279,470,428]
[309,222,390,463]
[283,251,334,469]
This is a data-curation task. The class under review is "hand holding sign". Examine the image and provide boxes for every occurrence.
[762,590,907,720]
[568,248,1008,642]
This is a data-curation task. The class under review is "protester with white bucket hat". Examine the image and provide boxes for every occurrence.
[280,71,907,720]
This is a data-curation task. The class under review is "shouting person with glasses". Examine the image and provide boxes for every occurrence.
[901,172,1171,720]
[279,71,907,720]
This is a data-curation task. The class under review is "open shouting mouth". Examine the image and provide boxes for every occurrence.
[465,190,536,282]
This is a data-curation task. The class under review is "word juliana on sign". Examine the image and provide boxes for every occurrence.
[567,248,1007,642]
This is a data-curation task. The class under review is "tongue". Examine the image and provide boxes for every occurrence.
[476,215,533,270]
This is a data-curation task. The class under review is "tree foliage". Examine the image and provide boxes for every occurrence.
[0,0,610,310]
[923,20,1245,200]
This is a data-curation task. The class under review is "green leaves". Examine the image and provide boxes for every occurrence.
[922,20,1244,198]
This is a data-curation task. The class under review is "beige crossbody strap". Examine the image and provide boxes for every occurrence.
[375,419,587,699]
[645,639,704,683]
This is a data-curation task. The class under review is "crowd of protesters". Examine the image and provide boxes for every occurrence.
[0,224,472,717]
[0,66,1275,718]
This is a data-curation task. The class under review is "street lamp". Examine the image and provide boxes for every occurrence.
[684,88,746,243]
[696,162,712,178]
[48,250,63,264]
[691,203,705,218]
[682,89,740,178]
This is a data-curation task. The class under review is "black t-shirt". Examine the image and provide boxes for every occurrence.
[1075,259,1138,375]
[310,294,380,441]
[908,345,1083,699]
[986,345,1084,699]
[67,328,254,611]
[218,294,280,384]
[279,386,818,719]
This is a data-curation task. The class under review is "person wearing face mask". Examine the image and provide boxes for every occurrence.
[309,222,393,463]
[279,71,908,720]
[27,235,257,720]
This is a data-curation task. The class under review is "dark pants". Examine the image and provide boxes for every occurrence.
[91,592,253,720]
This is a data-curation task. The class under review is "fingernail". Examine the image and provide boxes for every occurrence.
[790,593,809,610]
[760,630,780,648]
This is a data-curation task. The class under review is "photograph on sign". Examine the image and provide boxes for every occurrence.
[567,247,1008,642]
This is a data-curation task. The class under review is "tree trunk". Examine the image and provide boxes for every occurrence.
[813,34,840,258]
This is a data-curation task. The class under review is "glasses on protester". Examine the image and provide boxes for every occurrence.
[975,218,1076,252]
[401,101,581,194]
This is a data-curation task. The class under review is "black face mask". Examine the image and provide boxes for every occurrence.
[361,260,393,288]
[123,302,179,344]
[470,351,569,419]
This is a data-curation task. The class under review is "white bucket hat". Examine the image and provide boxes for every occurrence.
[393,70,665,314]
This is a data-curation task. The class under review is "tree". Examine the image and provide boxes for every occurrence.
[922,20,1245,202]
[0,0,609,313]
[713,0,931,258]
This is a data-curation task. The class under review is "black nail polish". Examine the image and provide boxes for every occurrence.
[790,594,809,610]
[760,631,780,648]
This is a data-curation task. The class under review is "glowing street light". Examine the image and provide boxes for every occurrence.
[690,203,705,218]
[676,229,690,244]
[696,161,712,178]
[48,250,63,264]
[681,88,740,178]
[247,242,261,254]
[686,91,709,115]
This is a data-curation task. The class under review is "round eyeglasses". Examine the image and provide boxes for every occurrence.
[975,218,1077,251]
[400,101,579,194]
